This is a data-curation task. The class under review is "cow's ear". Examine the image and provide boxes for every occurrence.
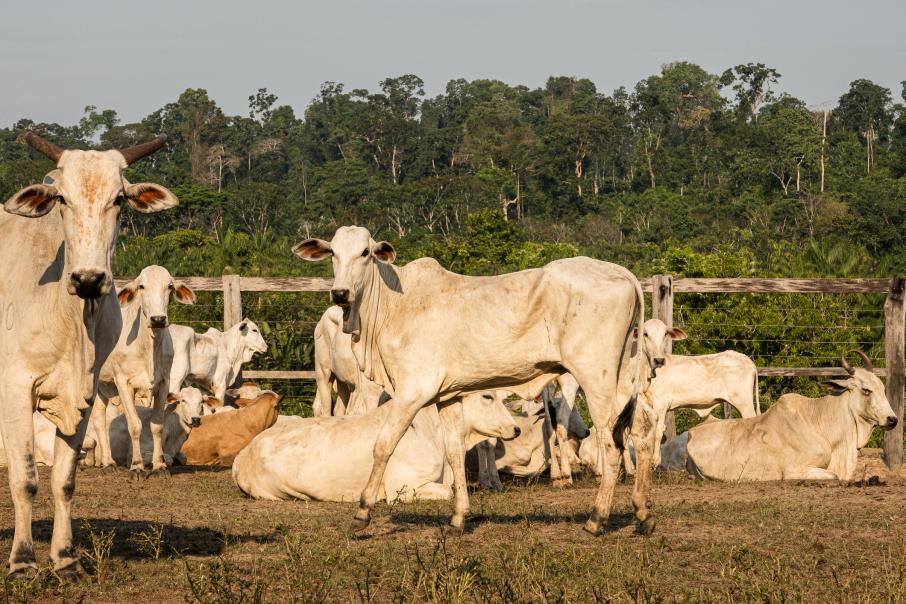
[117,279,139,305]
[204,397,219,408]
[4,184,61,218]
[292,238,332,261]
[166,393,179,404]
[225,388,240,399]
[820,380,851,394]
[172,281,196,305]
[371,241,396,264]
[668,328,688,341]
[123,182,179,214]
[238,321,248,334]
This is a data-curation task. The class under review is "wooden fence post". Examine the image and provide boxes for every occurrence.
[651,274,676,439]
[884,277,905,470]
[223,274,242,330]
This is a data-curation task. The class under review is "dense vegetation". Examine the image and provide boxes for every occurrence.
[1,61,903,417]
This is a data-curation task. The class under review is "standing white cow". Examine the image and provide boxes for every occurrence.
[167,319,268,404]
[312,305,386,416]
[686,351,897,481]
[233,391,519,502]
[89,266,195,478]
[0,133,176,580]
[293,226,649,535]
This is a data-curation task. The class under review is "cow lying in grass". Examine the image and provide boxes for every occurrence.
[686,351,896,481]
[233,391,519,502]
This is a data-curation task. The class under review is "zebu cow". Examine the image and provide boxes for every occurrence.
[293,226,649,534]
[168,319,268,405]
[89,266,195,477]
[0,133,175,580]
[233,391,519,502]
[313,305,386,416]
[686,351,897,481]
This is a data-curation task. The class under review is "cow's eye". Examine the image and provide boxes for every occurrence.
[113,193,124,206]
[138,284,145,290]
[168,283,174,289]
[862,388,872,396]
[361,249,369,257]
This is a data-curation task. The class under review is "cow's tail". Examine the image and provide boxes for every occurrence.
[613,395,635,450]
[753,367,761,416]
[632,275,647,397]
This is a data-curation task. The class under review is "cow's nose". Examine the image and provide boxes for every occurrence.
[331,289,350,305]
[70,271,106,299]
[512,426,521,438]
[885,416,898,430]
[581,428,590,439]
[149,315,168,328]
[190,417,201,428]
[654,358,666,368]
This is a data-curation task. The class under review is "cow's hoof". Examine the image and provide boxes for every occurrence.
[6,565,38,581]
[101,465,119,475]
[449,516,466,532]
[55,561,85,585]
[582,519,601,536]
[552,477,572,488]
[128,468,147,482]
[350,512,371,532]
[150,467,170,479]
[638,516,656,536]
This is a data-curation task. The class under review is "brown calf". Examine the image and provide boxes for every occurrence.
[181,391,282,465]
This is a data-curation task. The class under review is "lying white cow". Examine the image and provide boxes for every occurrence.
[475,397,589,486]
[168,318,268,404]
[105,387,205,469]
[293,225,648,535]
[0,413,58,467]
[312,305,386,416]
[686,351,897,481]
[234,391,520,502]
[580,426,692,474]
[90,266,195,478]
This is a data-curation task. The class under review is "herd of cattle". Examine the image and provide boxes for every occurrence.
[0,133,899,583]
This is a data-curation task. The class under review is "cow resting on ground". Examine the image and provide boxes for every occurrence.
[686,351,897,481]
[234,391,519,502]
[313,305,386,416]
[180,390,282,465]
[89,265,195,478]
[293,225,649,534]
[0,133,176,580]
[168,319,268,405]
[102,387,205,468]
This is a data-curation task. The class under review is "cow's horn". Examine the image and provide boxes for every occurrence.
[119,135,167,165]
[850,349,874,373]
[840,352,855,376]
[16,132,64,163]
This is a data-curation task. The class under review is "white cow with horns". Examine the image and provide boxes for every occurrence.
[0,133,176,581]
[293,225,650,535]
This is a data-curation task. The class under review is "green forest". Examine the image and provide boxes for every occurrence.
[2,61,904,421]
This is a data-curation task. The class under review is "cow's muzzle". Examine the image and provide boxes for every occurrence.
[190,417,202,428]
[150,315,168,329]
[884,416,898,430]
[331,288,350,306]
[653,358,666,369]
[69,270,109,299]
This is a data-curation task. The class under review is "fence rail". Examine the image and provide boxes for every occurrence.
[122,273,906,470]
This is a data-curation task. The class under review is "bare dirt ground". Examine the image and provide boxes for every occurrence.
[1,451,905,603]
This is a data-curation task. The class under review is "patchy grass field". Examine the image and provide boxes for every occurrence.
[0,453,905,603]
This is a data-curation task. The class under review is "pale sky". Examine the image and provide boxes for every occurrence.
[1,0,904,126]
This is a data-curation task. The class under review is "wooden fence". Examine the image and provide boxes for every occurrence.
[120,274,906,470]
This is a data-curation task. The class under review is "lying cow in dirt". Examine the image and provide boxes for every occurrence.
[234,391,519,502]
[181,390,281,465]
[470,397,589,489]
[580,426,693,475]
[686,351,896,481]
[0,413,58,467]
[85,388,205,469]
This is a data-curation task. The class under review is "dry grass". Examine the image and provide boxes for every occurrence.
[0,457,905,603]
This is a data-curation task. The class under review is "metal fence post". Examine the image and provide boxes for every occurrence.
[651,274,676,438]
[223,274,242,330]
[883,276,905,470]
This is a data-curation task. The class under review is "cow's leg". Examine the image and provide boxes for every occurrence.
[89,393,115,470]
[335,381,350,416]
[629,396,658,535]
[49,410,91,583]
[622,429,636,476]
[115,378,145,480]
[352,393,429,530]
[0,380,39,578]
[540,387,563,483]
[786,467,839,481]
[148,381,169,477]
[477,439,503,491]
[554,375,580,482]
[437,400,471,529]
